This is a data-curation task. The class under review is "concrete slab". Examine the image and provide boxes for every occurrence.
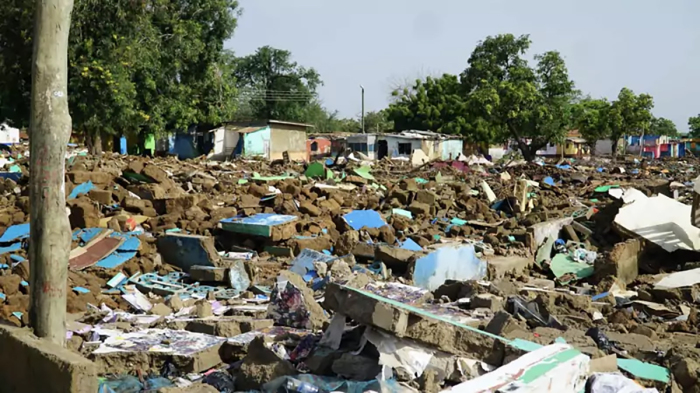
[324,282,502,359]
[596,238,641,285]
[167,316,274,337]
[91,328,225,374]
[157,234,221,272]
[0,324,98,393]
[487,255,532,279]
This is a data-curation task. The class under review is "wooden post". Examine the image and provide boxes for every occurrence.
[29,0,74,345]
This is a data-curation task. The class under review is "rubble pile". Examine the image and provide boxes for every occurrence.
[1,147,700,392]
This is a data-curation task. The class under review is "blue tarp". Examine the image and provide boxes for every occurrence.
[68,181,95,200]
[413,245,487,291]
[0,242,21,255]
[343,210,387,230]
[0,223,30,243]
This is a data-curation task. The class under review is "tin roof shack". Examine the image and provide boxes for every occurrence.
[208,120,311,161]
[346,131,463,161]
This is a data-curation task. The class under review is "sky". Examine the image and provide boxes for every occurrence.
[226,0,700,131]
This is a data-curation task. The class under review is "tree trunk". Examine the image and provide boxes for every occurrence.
[86,130,102,155]
[612,139,619,159]
[29,0,74,345]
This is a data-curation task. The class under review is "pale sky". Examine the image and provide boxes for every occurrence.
[226,0,700,132]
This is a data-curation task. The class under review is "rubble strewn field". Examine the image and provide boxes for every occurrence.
[4,147,700,392]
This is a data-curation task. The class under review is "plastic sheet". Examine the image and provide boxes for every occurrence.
[203,371,235,393]
[587,372,659,393]
[262,375,410,393]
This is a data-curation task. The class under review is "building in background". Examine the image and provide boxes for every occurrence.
[207,120,312,161]
[345,131,463,160]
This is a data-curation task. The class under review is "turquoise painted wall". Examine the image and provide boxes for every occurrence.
[442,139,463,160]
[243,126,271,158]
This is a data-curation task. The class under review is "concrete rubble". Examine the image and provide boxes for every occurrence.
[3,146,700,391]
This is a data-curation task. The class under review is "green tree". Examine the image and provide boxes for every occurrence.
[689,115,700,138]
[387,74,471,137]
[461,34,577,161]
[649,117,678,137]
[363,110,394,133]
[234,46,321,122]
[609,88,654,156]
[0,0,240,152]
[572,98,612,152]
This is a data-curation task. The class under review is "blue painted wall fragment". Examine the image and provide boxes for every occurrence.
[413,245,487,291]
[400,238,423,251]
[0,242,21,255]
[0,223,30,243]
[289,249,336,278]
[156,233,219,272]
[229,260,252,295]
[73,228,141,269]
[68,181,95,200]
[343,210,387,230]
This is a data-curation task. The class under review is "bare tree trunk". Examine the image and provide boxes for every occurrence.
[29,0,74,345]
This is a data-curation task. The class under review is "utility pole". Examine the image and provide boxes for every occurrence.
[29,0,74,345]
[360,85,365,134]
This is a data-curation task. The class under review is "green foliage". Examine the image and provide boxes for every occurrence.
[572,98,612,145]
[234,46,321,122]
[362,110,394,133]
[649,117,678,137]
[462,34,577,160]
[609,88,654,140]
[688,115,700,138]
[0,0,240,141]
[387,74,471,138]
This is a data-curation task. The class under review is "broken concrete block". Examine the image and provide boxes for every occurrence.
[142,164,169,183]
[157,234,220,273]
[88,189,113,205]
[335,230,359,255]
[375,245,417,271]
[471,294,503,311]
[268,270,328,330]
[487,255,532,279]
[91,328,225,374]
[299,202,322,217]
[331,352,382,380]
[68,171,114,186]
[408,201,431,216]
[289,235,332,254]
[165,195,200,215]
[233,337,297,390]
[168,316,274,337]
[220,213,298,241]
[596,239,641,285]
[190,266,228,283]
[0,324,98,393]
[324,282,495,358]
[415,190,438,206]
[68,198,100,229]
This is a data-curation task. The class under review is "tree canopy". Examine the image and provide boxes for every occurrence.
[572,98,612,149]
[387,34,580,160]
[649,117,678,137]
[689,115,700,138]
[0,0,240,151]
[234,46,321,123]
